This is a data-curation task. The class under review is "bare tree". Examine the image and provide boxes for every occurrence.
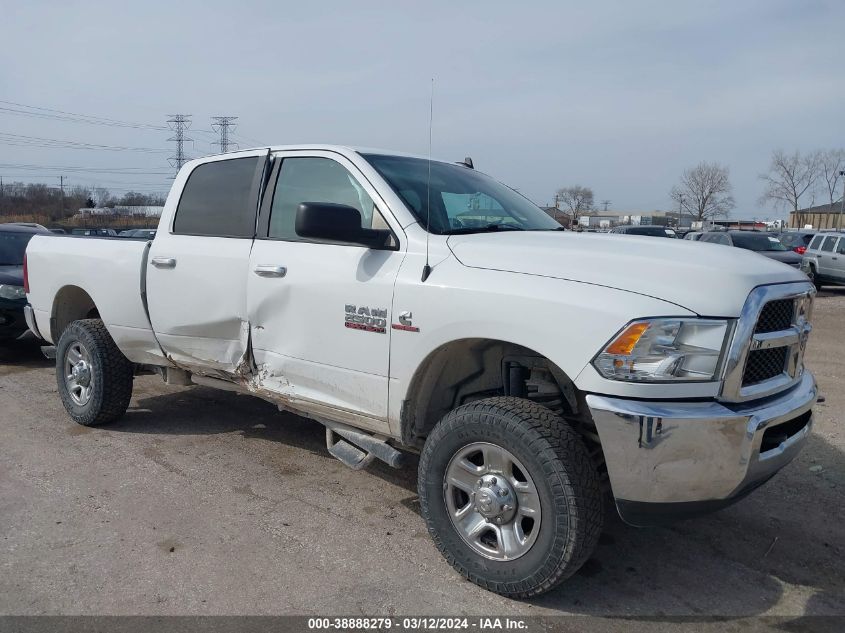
[818,149,845,207]
[556,185,594,226]
[759,150,820,226]
[670,162,735,224]
[93,186,114,208]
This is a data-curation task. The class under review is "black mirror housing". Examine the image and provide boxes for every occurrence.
[295,202,394,249]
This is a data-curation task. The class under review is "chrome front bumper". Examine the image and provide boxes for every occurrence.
[587,372,817,526]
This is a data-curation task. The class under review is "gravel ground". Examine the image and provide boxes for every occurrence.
[0,289,843,619]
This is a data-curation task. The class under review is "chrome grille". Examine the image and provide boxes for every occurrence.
[755,299,794,334]
[720,282,815,402]
[743,347,788,386]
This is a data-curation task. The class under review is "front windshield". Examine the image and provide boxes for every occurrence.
[362,154,560,234]
[0,232,35,265]
[732,232,788,252]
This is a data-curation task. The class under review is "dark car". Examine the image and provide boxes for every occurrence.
[70,228,117,237]
[609,225,678,238]
[699,230,803,267]
[777,230,817,255]
[0,223,51,341]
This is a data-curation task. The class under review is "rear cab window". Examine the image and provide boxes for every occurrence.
[173,157,261,237]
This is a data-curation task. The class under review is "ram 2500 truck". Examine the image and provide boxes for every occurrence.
[24,146,817,598]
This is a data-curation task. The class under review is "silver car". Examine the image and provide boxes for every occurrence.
[801,232,845,290]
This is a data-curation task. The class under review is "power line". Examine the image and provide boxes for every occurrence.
[167,114,192,177]
[0,99,166,130]
[0,162,171,175]
[0,131,169,153]
[211,116,238,153]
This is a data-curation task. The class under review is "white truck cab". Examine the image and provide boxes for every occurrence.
[24,145,817,598]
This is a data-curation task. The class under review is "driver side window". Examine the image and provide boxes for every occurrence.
[268,157,390,240]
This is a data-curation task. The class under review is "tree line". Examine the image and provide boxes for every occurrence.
[555,148,845,225]
[0,181,166,221]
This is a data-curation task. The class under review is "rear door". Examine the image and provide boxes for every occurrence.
[817,235,839,277]
[146,151,269,374]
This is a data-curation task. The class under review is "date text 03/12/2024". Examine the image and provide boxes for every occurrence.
[306,617,529,630]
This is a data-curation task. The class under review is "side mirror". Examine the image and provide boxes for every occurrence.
[295,202,394,249]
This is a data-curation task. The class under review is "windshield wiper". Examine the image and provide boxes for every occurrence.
[443,223,526,235]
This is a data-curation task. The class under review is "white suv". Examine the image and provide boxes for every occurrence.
[801,232,845,290]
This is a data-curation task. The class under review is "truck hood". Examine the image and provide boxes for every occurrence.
[0,265,24,286]
[447,232,809,316]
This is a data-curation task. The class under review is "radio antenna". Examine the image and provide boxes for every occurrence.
[421,78,434,283]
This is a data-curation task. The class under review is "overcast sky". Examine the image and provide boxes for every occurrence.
[1,0,843,218]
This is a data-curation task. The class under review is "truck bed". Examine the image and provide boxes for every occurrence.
[25,235,167,366]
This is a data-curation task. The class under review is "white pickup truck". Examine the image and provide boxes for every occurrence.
[24,146,817,597]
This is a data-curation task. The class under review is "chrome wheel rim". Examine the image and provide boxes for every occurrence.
[444,442,541,561]
[65,341,94,406]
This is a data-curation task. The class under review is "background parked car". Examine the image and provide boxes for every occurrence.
[777,229,817,255]
[801,232,845,290]
[70,228,117,237]
[0,223,51,342]
[698,230,803,267]
[609,225,677,238]
[120,228,157,239]
[683,231,703,241]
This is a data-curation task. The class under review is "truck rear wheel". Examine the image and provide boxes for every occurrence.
[56,319,134,426]
[418,397,603,598]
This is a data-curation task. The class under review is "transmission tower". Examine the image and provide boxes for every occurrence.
[211,116,239,153]
[167,114,193,177]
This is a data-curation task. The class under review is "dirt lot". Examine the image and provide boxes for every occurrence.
[0,290,843,619]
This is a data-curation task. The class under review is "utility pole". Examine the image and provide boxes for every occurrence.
[211,116,238,153]
[167,114,193,177]
[839,170,845,231]
[678,193,685,230]
[59,175,66,219]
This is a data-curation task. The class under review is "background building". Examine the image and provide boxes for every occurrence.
[789,203,845,229]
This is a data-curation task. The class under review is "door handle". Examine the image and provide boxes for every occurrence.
[253,265,287,278]
[151,257,177,269]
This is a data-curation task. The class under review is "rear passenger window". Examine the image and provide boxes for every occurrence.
[821,236,838,252]
[173,157,259,237]
[809,235,824,250]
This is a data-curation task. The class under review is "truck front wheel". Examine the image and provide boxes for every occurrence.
[56,319,134,426]
[418,397,603,598]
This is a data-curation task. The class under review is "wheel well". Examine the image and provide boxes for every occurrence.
[51,285,100,341]
[401,338,607,485]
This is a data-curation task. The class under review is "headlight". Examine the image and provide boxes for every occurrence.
[0,285,26,300]
[593,318,731,382]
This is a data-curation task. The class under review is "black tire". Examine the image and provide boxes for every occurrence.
[808,265,823,291]
[56,319,134,426]
[418,397,603,598]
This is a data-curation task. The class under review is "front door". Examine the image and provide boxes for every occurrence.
[832,237,845,282]
[246,151,404,430]
[147,151,268,374]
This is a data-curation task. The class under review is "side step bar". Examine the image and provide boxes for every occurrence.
[185,373,405,471]
[325,421,405,470]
